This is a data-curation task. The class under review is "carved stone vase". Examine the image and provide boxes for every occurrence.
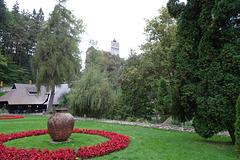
[47,108,74,142]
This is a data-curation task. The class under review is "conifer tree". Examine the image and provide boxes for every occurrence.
[0,0,8,31]
[168,0,240,142]
[156,78,172,122]
[34,0,84,112]
[167,0,200,122]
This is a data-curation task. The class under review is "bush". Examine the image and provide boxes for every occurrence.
[0,108,8,114]
[235,94,240,157]
[155,78,172,122]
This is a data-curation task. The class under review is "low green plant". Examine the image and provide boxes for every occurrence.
[0,115,237,159]
[0,92,6,97]
[0,108,8,114]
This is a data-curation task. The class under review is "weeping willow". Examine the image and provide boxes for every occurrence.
[66,68,115,118]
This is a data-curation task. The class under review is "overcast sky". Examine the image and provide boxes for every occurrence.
[5,0,185,62]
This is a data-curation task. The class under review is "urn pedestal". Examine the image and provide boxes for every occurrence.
[47,108,74,142]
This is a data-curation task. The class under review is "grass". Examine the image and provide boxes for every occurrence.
[0,115,238,160]
[0,92,6,97]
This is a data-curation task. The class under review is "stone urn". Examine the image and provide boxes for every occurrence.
[47,108,74,142]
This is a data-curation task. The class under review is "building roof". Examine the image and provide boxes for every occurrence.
[0,83,48,105]
[0,83,70,106]
[53,84,70,105]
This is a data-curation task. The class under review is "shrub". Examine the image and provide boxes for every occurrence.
[155,78,172,123]
[0,108,8,114]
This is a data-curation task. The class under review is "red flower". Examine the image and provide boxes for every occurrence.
[0,115,24,120]
[0,128,130,159]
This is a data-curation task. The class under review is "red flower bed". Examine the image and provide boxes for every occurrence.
[0,115,24,119]
[0,128,130,159]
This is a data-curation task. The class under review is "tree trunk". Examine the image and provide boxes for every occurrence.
[47,87,55,113]
[228,128,236,144]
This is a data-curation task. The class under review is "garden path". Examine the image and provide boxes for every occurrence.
[74,117,230,136]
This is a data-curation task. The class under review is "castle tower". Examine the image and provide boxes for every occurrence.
[111,38,119,55]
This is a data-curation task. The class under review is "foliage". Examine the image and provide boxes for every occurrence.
[118,53,155,119]
[156,78,172,116]
[167,0,185,18]
[0,92,6,97]
[116,7,177,120]
[58,92,69,108]
[0,0,8,31]
[0,1,44,84]
[85,46,124,94]
[34,0,84,112]
[235,95,240,157]
[0,128,129,159]
[65,68,115,118]
[0,53,30,84]
[85,46,104,68]
[141,6,177,82]
[0,107,8,114]
[0,115,236,160]
[168,0,240,143]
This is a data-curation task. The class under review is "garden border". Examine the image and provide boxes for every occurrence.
[0,115,24,119]
[0,128,130,159]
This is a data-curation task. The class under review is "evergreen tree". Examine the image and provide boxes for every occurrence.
[167,0,201,122]
[168,0,240,142]
[156,78,172,122]
[194,0,240,143]
[167,0,185,18]
[0,1,46,85]
[2,2,44,83]
[0,51,23,84]
[34,0,84,112]
[0,0,8,31]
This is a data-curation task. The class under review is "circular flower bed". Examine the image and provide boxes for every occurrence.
[0,128,130,159]
[0,115,24,120]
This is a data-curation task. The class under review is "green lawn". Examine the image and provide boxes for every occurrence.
[0,115,237,159]
[0,92,6,97]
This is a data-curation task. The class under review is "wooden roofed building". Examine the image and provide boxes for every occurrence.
[0,83,70,114]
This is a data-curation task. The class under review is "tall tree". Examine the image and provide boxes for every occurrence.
[168,0,240,142]
[168,0,200,123]
[65,68,115,118]
[118,52,155,119]
[141,6,177,82]
[1,1,36,84]
[85,46,124,95]
[85,46,104,69]
[0,0,8,32]
[136,6,177,121]
[156,78,172,122]
[194,0,240,143]
[34,0,84,112]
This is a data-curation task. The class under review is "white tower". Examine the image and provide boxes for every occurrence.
[111,38,119,55]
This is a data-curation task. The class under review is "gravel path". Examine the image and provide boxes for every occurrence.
[74,117,230,136]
